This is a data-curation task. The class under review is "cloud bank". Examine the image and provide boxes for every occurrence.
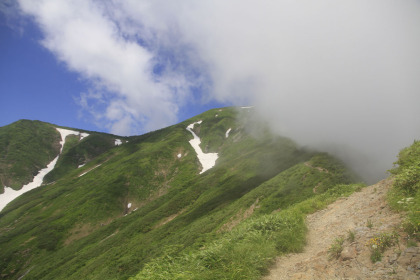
[17,0,420,181]
[18,0,202,135]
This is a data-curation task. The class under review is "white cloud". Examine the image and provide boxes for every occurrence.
[18,0,190,135]
[164,0,420,181]
[17,0,420,180]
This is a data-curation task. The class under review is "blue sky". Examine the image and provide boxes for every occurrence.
[0,17,94,130]
[0,7,225,134]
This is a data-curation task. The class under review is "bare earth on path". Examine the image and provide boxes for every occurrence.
[264,178,420,280]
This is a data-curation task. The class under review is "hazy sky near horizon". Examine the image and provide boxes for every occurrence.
[1,0,420,180]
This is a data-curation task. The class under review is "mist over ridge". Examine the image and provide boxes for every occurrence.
[193,0,420,183]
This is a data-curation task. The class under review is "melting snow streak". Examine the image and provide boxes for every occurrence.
[78,164,102,177]
[0,128,79,212]
[186,121,218,174]
[80,132,90,140]
[225,128,232,138]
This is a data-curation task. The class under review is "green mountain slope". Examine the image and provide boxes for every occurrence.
[43,131,127,184]
[0,120,60,191]
[0,107,360,280]
[0,120,125,195]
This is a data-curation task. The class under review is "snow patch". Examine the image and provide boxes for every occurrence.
[56,128,79,152]
[78,164,102,177]
[225,128,232,138]
[240,106,254,109]
[186,121,218,174]
[177,153,182,158]
[0,128,79,212]
[127,203,132,209]
[80,132,89,140]
[115,139,122,146]
[78,164,86,168]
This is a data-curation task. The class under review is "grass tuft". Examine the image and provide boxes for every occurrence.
[328,236,345,260]
[347,230,356,243]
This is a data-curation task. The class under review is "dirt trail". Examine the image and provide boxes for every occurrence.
[264,178,420,280]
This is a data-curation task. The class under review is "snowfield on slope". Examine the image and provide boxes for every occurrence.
[0,128,80,211]
[186,121,218,174]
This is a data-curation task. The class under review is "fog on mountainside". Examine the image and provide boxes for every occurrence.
[207,0,420,183]
[245,105,419,184]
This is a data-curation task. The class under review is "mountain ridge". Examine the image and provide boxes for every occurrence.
[0,107,380,279]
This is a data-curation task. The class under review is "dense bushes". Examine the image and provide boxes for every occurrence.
[390,141,420,193]
[388,141,420,240]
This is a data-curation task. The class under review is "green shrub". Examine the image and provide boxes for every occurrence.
[328,237,344,260]
[388,141,420,240]
[407,239,417,247]
[370,248,382,263]
[366,232,399,263]
[347,230,355,243]
[393,165,420,193]
[389,141,420,194]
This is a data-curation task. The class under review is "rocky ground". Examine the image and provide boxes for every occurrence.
[264,178,420,280]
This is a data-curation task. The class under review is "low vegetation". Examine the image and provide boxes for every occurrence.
[328,236,345,260]
[388,140,420,241]
[366,231,399,263]
[347,229,356,243]
[0,120,60,190]
[0,108,363,279]
[132,183,364,279]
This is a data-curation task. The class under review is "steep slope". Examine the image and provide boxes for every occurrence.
[131,142,419,280]
[264,178,418,280]
[265,141,420,279]
[0,120,60,191]
[0,107,359,280]
[43,131,127,184]
[0,121,123,212]
[0,128,79,211]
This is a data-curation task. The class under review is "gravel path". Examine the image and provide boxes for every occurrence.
[264,178,419,280]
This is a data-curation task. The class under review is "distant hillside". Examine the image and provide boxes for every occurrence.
[0,120,60,191]
[0,107,361,280]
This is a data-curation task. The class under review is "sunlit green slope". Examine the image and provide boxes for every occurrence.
[0,107,359,280]
[0,120,60,191]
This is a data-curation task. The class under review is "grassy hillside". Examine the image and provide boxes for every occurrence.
[387,140,420,241]
[0,107,360,279]
[43,131,125,183]
[0,120,60,191]
[133,183,364,280]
